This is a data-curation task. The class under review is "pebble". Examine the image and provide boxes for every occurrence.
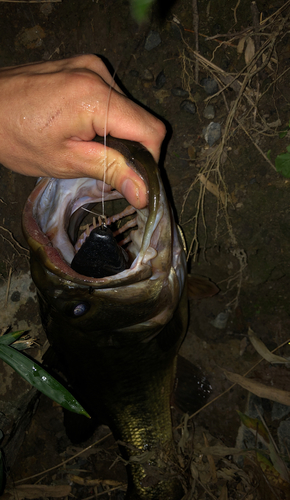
[11,291,21,302]
[203,104,215,119]
[200,77,218,95]
[155,70,166,89]
[272,402,290,421]
[204,122,221,146]
[144,31,161,51]
[180,100,196,114]
[141,68,154,82]
[171,87,189,97]
[129,69,139,78]
[210,311,229,329]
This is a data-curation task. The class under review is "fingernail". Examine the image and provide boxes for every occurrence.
[121,179,140,207]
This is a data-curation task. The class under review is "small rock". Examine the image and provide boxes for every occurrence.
[144,31,161,51]
[203,104,215,119]
[11,291,21,302]
[204,122,221,146]
[272,402,290,421]
[183,139,194,148]
[129,69,139,78]
[180,100,196,114]
[210,311,229,329]
[200,77,218,95]
[40,2,53,15]
[153,89,170,104]
[171,87,189,97]
[155,70,166,89]
[141,69,154,82]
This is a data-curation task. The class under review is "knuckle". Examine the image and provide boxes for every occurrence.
[70,53,102,68]
[156,120,166,140]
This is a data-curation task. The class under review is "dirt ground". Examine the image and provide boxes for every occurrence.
[1,0,290,499]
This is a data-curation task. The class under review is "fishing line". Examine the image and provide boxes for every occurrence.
[101,63,121,225]
[81,207,104,218]
[100,30,147,224]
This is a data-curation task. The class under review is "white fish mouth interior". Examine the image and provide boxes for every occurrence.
[72,200,140,265]
[34,178,153,269]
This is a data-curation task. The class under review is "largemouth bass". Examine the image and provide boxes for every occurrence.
[22,137,188,499]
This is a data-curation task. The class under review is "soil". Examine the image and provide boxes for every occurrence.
[1,0,290,499]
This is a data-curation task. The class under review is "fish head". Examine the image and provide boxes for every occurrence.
[22,137,187,337]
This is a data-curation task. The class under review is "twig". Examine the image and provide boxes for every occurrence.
[175,337,290,429]
[0,1,61,2]
[0,226,29,255]
[232,0,241,25]
[82,484,127,500]
[15,432,112,484]
[4,267,12,308]
[237,119,276,171]
[192,0,199,82]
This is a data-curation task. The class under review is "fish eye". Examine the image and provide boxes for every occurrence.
[72,302,90,317]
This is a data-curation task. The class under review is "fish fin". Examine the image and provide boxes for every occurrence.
[187,274,219,299]
[171,355,212,415]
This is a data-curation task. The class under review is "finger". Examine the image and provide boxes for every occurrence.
[60,140,148,209]
[91,89,166,162]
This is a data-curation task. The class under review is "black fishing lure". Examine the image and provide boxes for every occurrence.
[71,224,129,278]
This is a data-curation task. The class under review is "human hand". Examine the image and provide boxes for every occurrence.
[0,55,166,208]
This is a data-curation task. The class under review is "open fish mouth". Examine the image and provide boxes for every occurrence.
[23,137,185,294]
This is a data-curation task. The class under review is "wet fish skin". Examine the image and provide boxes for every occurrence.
[23,138,188,499]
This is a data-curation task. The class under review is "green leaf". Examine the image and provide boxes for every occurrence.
[237,411,270,443]
[279,131,288,139]
[266,149,271,160]
[0,344,90,418]
[0,330,25,346]
[131,0,154,22]
[275,152,290,177]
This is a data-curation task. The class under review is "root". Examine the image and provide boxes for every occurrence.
[179,1,290,308]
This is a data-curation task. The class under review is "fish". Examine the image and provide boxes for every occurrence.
[22,136,188,499]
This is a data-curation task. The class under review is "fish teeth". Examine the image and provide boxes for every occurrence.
[75,206,137,253]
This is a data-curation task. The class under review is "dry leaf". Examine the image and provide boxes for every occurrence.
[262,52,277,71]
[199,445,244,457]
[248,328,289,364]
[203,432,217,483]
[244,37,255,65]
[68,475,123,487]
[4,484,71,500]
[237,36,246,54]
[187,274,219,299]
[223,369,290,406]
[198,174,226,204]
[219,483,228,499]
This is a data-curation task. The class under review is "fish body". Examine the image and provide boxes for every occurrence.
[22,138,188,499]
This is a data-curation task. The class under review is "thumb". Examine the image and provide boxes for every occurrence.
[67,139,148,209]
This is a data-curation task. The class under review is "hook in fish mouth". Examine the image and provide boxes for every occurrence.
[71,206,134,279]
